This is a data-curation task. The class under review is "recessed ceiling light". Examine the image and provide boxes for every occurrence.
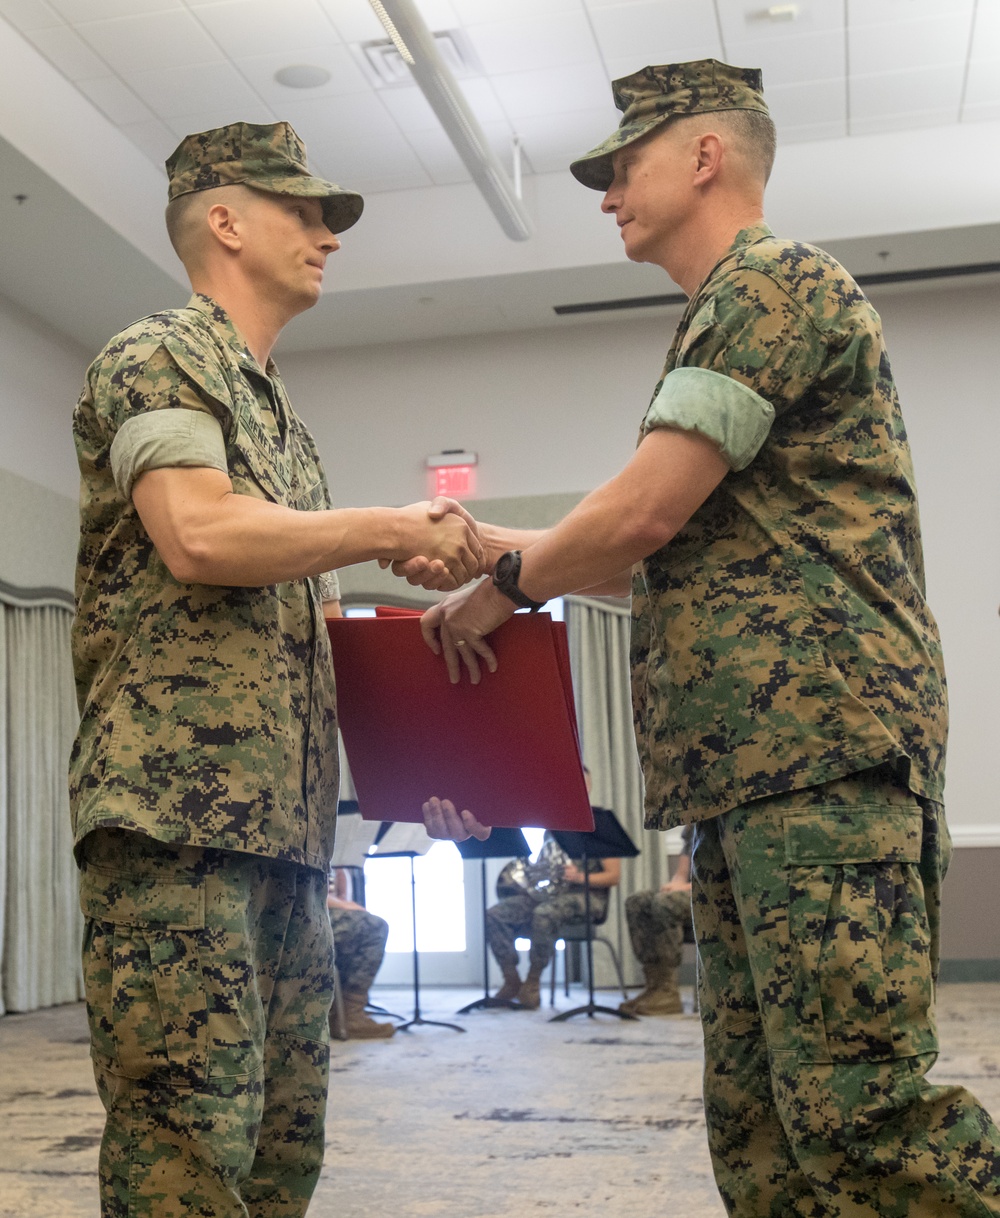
[748,3,798,21]
[274,64,332,89]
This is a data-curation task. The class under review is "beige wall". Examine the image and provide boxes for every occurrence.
[0,292,84,498]
[0,293,84,593]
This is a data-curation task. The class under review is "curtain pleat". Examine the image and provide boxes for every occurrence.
[565,596,672,988]
[0,608,7,1016]
[1,600,83,1014]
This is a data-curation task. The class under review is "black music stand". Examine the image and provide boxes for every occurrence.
[370,821,464,1034]
[548,807,640,1022]
[454,828,532,1014]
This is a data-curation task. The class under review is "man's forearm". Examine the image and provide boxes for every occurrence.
[150,490,411,586]
[478,524,631,597]
[513,429,729,603]
[133,466,477,588]
[573,571,634,598]
[513,491,661,603]
[476,523,546,570]
[584,871,619,889]
[419,428,728,686]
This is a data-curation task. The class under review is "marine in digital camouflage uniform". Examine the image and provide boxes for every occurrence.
[485,836,616,1009]
[326,869,394,1039]
[328,907,389,996]
[71,121,482,1218]
[620,823,693,1016]
[424,59,1000,1217]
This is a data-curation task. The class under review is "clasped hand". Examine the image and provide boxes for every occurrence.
[381,497,485,592]
[381,497,514,683]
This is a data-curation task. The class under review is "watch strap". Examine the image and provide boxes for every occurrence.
[492,550,545,612]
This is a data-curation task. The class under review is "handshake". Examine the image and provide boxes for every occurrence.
[380,496,493,592]
[379,496,538,686]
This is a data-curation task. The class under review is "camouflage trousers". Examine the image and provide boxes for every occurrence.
[624,887,692,970]
[328,906,388,995]
[486,889,608,971]
[692,766,1000,1217]
[79,828,335,1218]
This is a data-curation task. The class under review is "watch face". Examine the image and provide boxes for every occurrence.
[495,551,517,582]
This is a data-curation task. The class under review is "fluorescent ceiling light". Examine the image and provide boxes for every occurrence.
[274,64,332,88]
[367,0,533,242]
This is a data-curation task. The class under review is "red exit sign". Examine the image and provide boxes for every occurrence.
[433,464,475,497]
[427,451,477,499]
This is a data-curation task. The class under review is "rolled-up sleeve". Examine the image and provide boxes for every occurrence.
[109,408,228,500]
[642,366,775,471]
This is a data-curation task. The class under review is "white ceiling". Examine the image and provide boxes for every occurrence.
[0,0,998,354]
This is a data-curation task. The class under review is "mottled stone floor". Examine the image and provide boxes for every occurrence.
[2,984,999,1218]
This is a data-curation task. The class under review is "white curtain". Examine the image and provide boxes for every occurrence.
[565,596,673,987]
[0,591,83,1015]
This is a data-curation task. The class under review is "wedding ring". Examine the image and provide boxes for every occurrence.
[455,639,467,646]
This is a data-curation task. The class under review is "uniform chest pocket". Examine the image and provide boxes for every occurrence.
[292,476,328,512]
[229,397,293,506]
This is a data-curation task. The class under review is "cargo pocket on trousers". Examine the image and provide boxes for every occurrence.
[784,808,932,1064]
[80,866,209,1086]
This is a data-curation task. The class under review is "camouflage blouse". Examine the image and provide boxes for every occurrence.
[633,224,947,830]
[71,295,339,872]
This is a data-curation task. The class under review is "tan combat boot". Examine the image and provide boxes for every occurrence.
[488,963,522,1005]
[619,990,642,1015]
[631,963,683,1016]
[619,960,662,1014]
[342,991,396,1039]
[516,964,545,1010]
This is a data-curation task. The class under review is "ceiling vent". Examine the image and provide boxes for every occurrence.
[358,29,480,88]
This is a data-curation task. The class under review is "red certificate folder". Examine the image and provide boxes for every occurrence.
[326,609,594,832]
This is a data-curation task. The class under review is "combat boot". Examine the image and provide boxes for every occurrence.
[631,964,683,1016]
[516,964,545,1010]
[619,960,661,1014]
[488,963,522,1005]
[343,991,396,1039]
[618,991,642,1015]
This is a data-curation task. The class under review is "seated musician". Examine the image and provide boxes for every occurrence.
[484,770,620,1010]
[327,867,395,1040]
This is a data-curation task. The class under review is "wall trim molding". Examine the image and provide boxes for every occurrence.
[938,960,1000,984]
[0,577,75,610]
[948,825,1000,849]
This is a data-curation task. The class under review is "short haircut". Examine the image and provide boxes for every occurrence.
[668,108,777,187]
[164,191,202,264]
[164,184,258,268]
[715,108,777,185]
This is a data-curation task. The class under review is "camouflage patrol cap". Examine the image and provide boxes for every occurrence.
[570,59,769,191]
[166,121,364,234]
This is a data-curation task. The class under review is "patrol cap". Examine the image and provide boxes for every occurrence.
[166,120,364,234]
[570,59,769,192]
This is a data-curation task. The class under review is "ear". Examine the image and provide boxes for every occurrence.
[205,203,243,252]
[692,132,724,187]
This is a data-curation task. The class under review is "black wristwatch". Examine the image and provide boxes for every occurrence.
[492,550,545,612]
